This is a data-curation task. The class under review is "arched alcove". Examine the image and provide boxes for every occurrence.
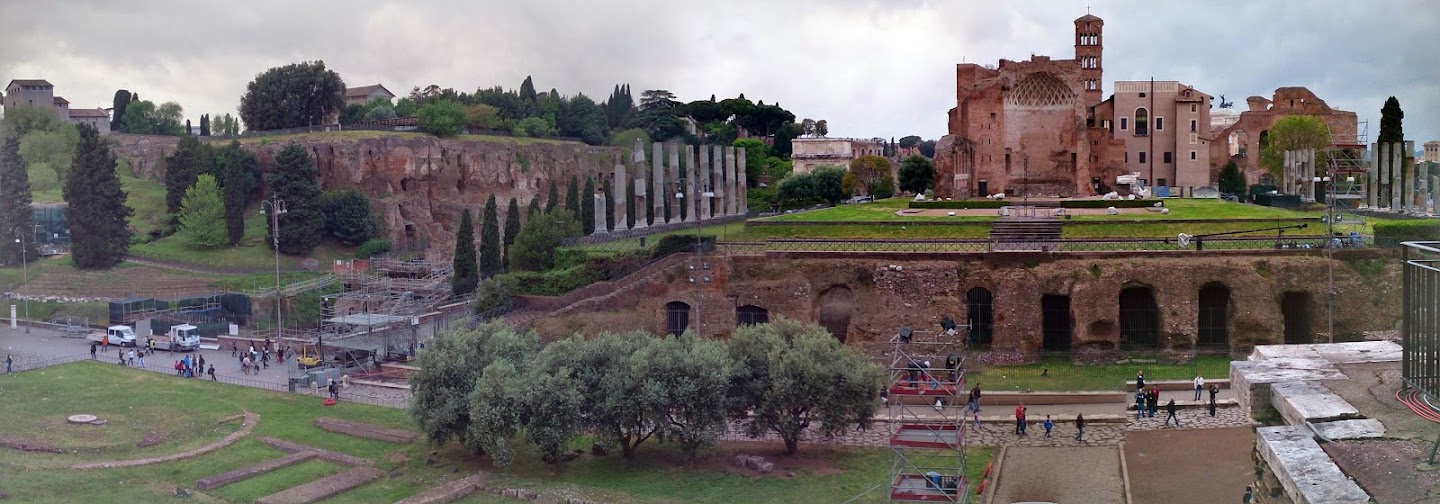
[1119,285,1160,348]
[665,301,691,336]
[1198,283,1231,348]
[817,286,854,343]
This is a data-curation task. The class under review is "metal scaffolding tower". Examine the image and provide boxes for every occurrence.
[886,325,971,502]
[1326,120,1370,207]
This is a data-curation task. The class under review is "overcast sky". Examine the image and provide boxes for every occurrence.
[2,0,1436,145]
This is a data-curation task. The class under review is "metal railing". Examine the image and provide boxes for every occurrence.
[751,236,1335,253]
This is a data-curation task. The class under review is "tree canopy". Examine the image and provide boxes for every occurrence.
[119,100,185,136]
[509,210,580,272]
[320,188,376,246]
[849,155,894,198]
[419,99,467,137]
[1217,160,1246,196]
[898,154,935,194]
[480,194,502,278]
[1260,115,1331,181]
[239,61,346,131]
[265,144,325,255]
[1377,96,1404,145]
[177,174,227,249]
[452,209,478,296]
[64,124,132,269]
[0,135,36,266]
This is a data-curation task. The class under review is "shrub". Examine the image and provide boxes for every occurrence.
[509,211,581,271]
[418,100,466,137]
[355,238,392,258]
[651,234,715,259]
[1059,199,1160,209]
[321,188,376,246]
[1373,220,1440,242]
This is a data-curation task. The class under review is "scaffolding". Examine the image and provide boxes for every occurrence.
[313,258,453,358]
[1323,121,1370,241]
[887,326,971,502]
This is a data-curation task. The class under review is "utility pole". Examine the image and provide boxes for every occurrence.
[12,228,29,334]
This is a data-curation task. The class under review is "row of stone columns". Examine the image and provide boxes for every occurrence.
[1283,149,1318,202]
[591,140,748,234]
[1367,141,1433,214]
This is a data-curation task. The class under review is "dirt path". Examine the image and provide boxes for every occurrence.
[1123,426,1253,504]
[990,445,1125,504]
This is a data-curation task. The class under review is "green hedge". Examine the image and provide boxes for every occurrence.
[651,234,715,259]
[908,199,1160,210]
[1373,220,1440,241]
[497,249,653,297]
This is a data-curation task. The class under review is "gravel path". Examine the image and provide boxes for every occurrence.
[990,445,1125,504]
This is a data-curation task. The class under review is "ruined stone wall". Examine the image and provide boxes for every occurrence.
[534,251,1402,359]
[111,133,618,259]
[1208,87,1359,184]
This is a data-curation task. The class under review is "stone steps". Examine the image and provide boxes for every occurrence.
[255,466,384,504]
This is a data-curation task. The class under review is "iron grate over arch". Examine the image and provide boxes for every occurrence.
[1197,283,1231,347]
[966,287,994,346]
[1119,286,1159,348]
[665,301,691,336]
[736,305,769,326]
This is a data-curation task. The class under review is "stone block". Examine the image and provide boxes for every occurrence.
[1255,426,1369,504]
[1271,381,1361,426]
[1309,419,1386,440]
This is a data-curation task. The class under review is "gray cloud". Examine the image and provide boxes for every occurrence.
[2,0,1435,145]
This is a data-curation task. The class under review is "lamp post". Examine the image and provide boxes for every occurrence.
[260,198,287,340]
[12,228,29,334]
[678,189,715,337]
[1316,175,1334,344]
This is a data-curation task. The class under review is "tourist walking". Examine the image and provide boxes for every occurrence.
[1194,374,1205,401]
[1164,399,1180,427]
[968,384,982,414]
[1075,413,1085,441]
[1243,485,1253,503]
[101,334,109,353]
[1135,370,1145,390]
[197,355,206,375]
[231,342,238,357]
[137,352,145,368]
[328,379,340,401]
[1043,416,1053,438]
[127,349,136,366]
[1209,384,1220,417]
[261,351,270,369]
[1148,386,1161,418]
[208,364,216,381]
[90,342,97,359]
[5,354,12,373]
[147,337,155,356]
[1135,388,1147,420]
[1014,404,1027,436]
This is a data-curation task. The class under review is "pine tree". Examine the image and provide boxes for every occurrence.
[451,209,478,296]
[581,175,596,234]
[266,144,325,255]
[546,182,559,213]
[177,174,227,248]
[480,194,502,278]
[503,197,521,269]
[565,174,580,223]
[528,196,541,218]
[64,124,132,269]
[0,136,37,267]
[626,172,636,228]
[1217,160,1247,197]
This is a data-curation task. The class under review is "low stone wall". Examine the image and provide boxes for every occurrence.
[1254,426,1368,503]
[258,437,374,467]
[196,451,316,490]
[254,466,383,504]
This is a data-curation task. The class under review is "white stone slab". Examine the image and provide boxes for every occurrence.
[1310,419,1386,440]
[1271,381,1361,425]
[1251,341,1402,365]
[1256,426,1370,504]
[1231,358,1348,385]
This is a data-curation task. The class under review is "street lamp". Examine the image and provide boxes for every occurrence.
[1315,175,1335,344]
[260,198,288,340]
[678,189,715,337]
[11,228,29,334]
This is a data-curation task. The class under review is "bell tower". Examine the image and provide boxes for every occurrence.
[1074,13,1103,108]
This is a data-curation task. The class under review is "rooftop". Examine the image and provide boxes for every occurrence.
[346,84,394,99]
[68,108,109,118]
[7,79,53,88]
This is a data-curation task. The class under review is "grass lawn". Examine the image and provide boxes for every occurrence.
[967,354,1233,392]
[0,361,907,504]
[131,204,358,271]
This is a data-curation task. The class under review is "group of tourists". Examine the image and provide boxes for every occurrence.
[1010,403,1087,441]
[172,353,212,380]
[234,339,287,375]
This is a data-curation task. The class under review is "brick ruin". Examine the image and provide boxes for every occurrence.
[530,251,1402,359]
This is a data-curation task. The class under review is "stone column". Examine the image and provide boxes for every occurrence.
[651,141,664,226]
[711,145,725,217]
[612,163,627,231]
[1406,140,1417,212]
[736,147,748,214]
[699,145,713,220]
[630,140,648,229]
[667,142,681,223]
[724,146,737,215]
[1431,174,1439,214]
[1283,150,1293,195]
[1305,149,1316,202]
[684,144,698,223]
[592,192,607,234]
[1391,142,1403,211]
[1367,143,1378,208]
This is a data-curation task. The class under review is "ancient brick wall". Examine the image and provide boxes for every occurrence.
[534,251,1402,359]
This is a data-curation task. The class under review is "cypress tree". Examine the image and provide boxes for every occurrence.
[528,195,541,218]
[164,136,205,214]
[1377,96,1404,145]
[479,194,502,278]
[111,90,131,132]
[266,144,325,255]
[565,174,580,223]
[602,178,613,231]
[0,136,37,267]
[64,124,132,269]
[200,114,210,136]
[218,141,254,246]
[582,175,596,234]
[185,119,192,135]
[546,182,559,213]
[626,173,636,228]
[503,197,521,269]
[451,209,478,295]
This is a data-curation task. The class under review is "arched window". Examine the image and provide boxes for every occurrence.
[1134,108,1149,136]
[665,301,691,336]
[736,305,769,326]
[966,287,994,346]
[1119,286,1159,348]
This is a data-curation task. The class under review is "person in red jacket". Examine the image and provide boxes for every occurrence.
[1014,403,1027,436]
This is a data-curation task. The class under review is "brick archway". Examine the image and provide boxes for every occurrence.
[817,285,854,343]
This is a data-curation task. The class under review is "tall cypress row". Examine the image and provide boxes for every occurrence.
[479,194,502,278]
[581,175,596,235]
[64,124,132,269]
[503,197,521,269]
[451,209,478,296]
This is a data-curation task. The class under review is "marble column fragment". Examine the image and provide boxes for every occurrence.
[1367,143,1377,208]
[736,147,748,214]
[667,142,681,223]
[699,145,713,220]
[723,146,737,215]
[1391,142,1402,211]
[612,163,628,231]
[651,141,664,226]
[1406,140,1417,212]
[592,192,607,234]
[711,145,725,217]
[684,144,698,223]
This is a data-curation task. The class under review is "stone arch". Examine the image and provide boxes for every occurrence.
[665,301,691,336]
[1229,130,1249,157]
[817,285,854,343]
[1281,292,1313,344]
[736,305,769,326]
[965,287,994,346]
[1005,73,1076,109]
[1197,282,1231,348]
[1118,284,1160,349]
